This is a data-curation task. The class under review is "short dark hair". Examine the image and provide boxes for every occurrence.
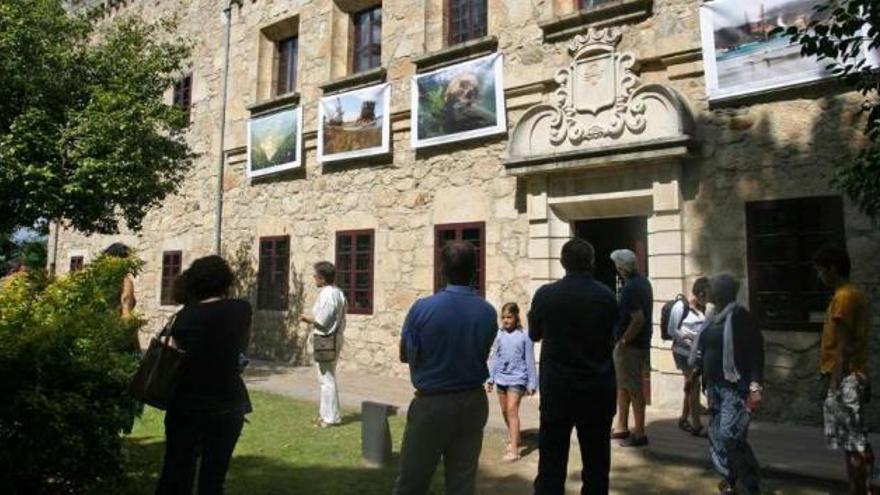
[103,242,131,258]
[560,238,594,274]
[709,273,740,307]
[692,277,710,298]
[813,244,851,278]
[180,255,233,301]
[441,240,476,285]
[314,261,336,284]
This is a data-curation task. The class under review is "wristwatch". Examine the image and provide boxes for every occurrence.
[749,382,763,393]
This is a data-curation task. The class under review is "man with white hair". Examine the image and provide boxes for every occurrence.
[610,249,653,447]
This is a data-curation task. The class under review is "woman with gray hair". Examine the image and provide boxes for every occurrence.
[692,273,765,495]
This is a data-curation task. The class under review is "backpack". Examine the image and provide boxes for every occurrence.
[660,294,689,341]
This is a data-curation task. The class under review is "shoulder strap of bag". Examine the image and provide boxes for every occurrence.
[158,312,179,342]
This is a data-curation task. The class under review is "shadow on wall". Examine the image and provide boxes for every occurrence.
[226,240,309,364]
[682,88,879,427]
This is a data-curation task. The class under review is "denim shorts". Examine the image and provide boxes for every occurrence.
[497,384,527,395]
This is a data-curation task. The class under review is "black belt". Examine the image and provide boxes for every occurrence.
[414,386,482,398]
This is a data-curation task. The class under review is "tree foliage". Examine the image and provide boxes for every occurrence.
[0,255,145,494]
[0,0,193,235]
[778,0,880,221]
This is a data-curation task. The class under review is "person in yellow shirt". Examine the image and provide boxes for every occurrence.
[814,244,876,495]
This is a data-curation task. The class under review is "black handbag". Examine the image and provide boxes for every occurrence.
[129,314,185,410]
[313,332,337,363]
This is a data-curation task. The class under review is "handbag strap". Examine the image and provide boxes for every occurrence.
[158,312,179,343]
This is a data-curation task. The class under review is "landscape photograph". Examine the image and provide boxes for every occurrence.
[702,0,831,99]
[247,107,301,178]
[318,83,390,162]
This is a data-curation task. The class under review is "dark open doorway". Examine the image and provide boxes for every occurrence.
[574,216,648,294]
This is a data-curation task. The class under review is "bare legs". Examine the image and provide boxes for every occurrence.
[497,390,524,458]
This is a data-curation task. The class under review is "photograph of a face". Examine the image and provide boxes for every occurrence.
[701,0,834,101]
[411,53,506,148]
[318,83,391,162]
[247,106,302,178]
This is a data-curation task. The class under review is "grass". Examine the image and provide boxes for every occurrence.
[118,391,444,494]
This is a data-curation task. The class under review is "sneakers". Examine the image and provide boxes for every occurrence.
[619,434,649,447]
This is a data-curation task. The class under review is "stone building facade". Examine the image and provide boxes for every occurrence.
[54,0,880,426]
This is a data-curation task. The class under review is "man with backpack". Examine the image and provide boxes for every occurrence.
[662,277,710,437]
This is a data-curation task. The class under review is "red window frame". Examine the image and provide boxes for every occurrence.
[352,6,382,73]
[276,36,299,95]
[172,74,192,122]
[258,236,290,310]
[336,229,374,315]
[69,256,84,273]
[745,196,846,331]
[447,0,487,46]
[160,251,182,306]
[434,222,486,296]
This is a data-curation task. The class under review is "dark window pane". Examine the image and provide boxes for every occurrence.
[338,234,352,252]
[449,0,487,45]
[355,272,370,290]
[335,230,373,313]
[258,237,290,310]
[353,6,382,72]
[355,291,370,309]
[355,253,370,271]
[277,37,298,95]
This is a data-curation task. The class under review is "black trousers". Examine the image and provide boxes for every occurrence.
[155,409,244,495]
[534,385,616,495]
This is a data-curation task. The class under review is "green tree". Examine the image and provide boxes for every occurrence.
[0,0,193,235]
[777,0,880,222]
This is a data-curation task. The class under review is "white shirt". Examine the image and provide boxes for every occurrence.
[312,285,347,336]
[669,300,706,357]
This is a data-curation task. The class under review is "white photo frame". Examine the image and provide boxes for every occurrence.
[411,53,507,149]
[318,83,391,163]
[247,106,302,179]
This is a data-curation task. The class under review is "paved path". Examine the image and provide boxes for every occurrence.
[244,361,870,493]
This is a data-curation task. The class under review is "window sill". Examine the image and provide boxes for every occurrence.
[539,0,652,42]
[412,35,498,73]
[246,92,301,116]
[320,67,387,95]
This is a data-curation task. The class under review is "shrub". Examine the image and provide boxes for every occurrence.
[0,255,145,494]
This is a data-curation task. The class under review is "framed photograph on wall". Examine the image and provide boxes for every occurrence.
[411,52,506,149]
[701,0,839,102]
[247,106,302,179]
[318,83,391,163]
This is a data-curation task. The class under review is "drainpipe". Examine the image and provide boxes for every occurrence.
[214,0,242,255]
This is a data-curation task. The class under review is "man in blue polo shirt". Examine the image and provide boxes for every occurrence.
[394,240,497,495]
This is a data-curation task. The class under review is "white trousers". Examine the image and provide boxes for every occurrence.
[316,359,341,424]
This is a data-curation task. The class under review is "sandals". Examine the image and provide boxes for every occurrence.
[611,429,631,440]
[678,417,695,434]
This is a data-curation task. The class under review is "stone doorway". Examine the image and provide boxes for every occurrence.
[574,216,648,293]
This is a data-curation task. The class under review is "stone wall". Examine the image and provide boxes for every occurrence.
[53,0,880,425]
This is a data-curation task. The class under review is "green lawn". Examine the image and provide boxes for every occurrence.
[119,391,444,494]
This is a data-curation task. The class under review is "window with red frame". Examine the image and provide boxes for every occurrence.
[276,36,299,95]
[746,196,846,331]
[352,6,382,73]
[160,251,182,306]
[434,222,485,296]
[336,230,374,314]
[448,0,487,46]
[69,256,84,273]
[258,236,290,310]
[172,74,192,122]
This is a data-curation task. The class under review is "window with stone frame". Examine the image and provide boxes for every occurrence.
[746,196,846,331]
[351,5,382,73]
[160,251,182,306]
[434,222,485,296]
[447,0,487,46]
[172,74,193,122]
[69,256,84,273]
[276,36,299,96]
[336,230,374,314]
[258,236,290,310]
[576,0,613,9]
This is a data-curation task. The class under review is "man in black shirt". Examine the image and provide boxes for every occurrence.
[529,239,619,495]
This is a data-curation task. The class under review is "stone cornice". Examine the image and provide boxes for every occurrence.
[246,92,300,116]
[411,35,498,73]
[539,0,653,42]
[320,67,387,95]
